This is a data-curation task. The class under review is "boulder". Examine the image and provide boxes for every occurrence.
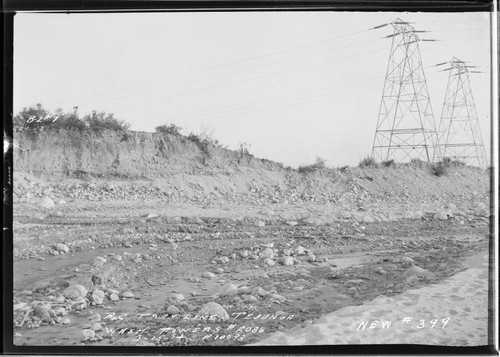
[81,329,95,341]
[91,289,105,305]
[264,258,275,266]
[294,246,306,255]
[434,210,452,221]
[166,305,181,315]
[39,197,54,209]
[199,302,229,321]
[402,265,434,278]
[281,256,294,266]
[170,293,185,301]
[92,256,107,268]
[259,248,274,259]
[121,291,134,298]
[33,305,51,321]
[218,283,238,297]
[63,284,88,299]
[55,243,70,253]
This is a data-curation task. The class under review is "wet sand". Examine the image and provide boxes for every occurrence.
[252,251,489,346]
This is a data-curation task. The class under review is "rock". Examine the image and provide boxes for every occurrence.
[286,221,298,226]
[61,318,71,325]
[406,275,420,286]
[109,293,119,301]
[239,250,250,258]
[55,243,70,253]
[348,287,358,295]
[170,293,185,301]
[259,248,274,259]
[261,242,274,248]
[33,305,51,321]
[281,256,294,266]
[252,286,268,297]
[218,283,238,297]
[243,295,258,303]
[474,206,489,217]
[91,289,105,305]
[166,305,181,315]
[264,258,276,266]
[445,203,457,210]
[402,265,434,278]
[88,313,102,322]
[58,199,67,205]
[14,302,29,311]
[202,272,216,279]
[92,256,107,268]
[121,291,134,298]
[146,213,159,219]
[283,249,291,256]
[259,209,275,216]
[52,306,66,316]
[307,255,316,263]
[20,290,33,296]
[63,284,88,299]
[270,293,286,302]
[91,322,102,331]
[214,256,230,264]
[170,242,178,250]
[434,210,452,221]
[294,246,306,255]
[199,302,229,321]
[39,197,54,209]
[82,329,95,341]
[52,295,65,303]
[254,220,265,227]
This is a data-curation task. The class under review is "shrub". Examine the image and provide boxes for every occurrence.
[298,157,327,174]
[339,165,350,174]
[13,103,51,128]
[381,159,396,168]
[14,105,130,132]
[155,123,182,136]
[410,158,427,168]
[187,132,211,157]
[83,111,130,131]
[431,157,467,176]
[238,142,251,156]
[358,156,378,168]
[430,161,448,176]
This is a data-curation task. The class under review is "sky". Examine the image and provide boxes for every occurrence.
[13,11,493,168]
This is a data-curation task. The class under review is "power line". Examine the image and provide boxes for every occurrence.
[45,27,373,107]
[144,69,444,127]
[77,46,389,110]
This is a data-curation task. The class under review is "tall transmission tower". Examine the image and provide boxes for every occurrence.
[433,57,488,168]
[371,19,438,163]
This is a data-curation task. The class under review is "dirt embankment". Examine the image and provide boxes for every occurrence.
[13,129,489,208]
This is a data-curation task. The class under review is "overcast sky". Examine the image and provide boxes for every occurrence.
[13,11,492,167]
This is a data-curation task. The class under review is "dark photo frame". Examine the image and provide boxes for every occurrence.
[3,0,498,355]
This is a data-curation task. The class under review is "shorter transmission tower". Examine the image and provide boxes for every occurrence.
[433,57,488,168]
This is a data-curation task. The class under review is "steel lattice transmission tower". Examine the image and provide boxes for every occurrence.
[371,19,438,163]
[433,57,488,168]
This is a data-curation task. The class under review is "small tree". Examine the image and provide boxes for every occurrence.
[155,123,183,136]
[298,156,327,173]
[358,156,378,168]
[83,111,130,131]
[13,103,50,128]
